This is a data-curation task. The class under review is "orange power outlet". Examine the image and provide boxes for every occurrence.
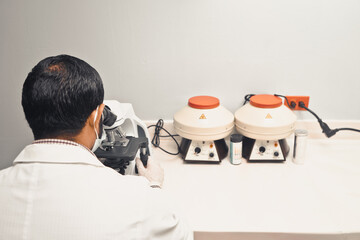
[285,96,310,110]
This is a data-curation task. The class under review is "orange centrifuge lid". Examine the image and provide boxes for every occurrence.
[250,94,282,108]
[188,96,220,109]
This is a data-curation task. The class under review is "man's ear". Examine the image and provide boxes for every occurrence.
[89,103,105,128]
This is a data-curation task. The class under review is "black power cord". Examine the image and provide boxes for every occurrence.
[243,94,255,105]
[147,119,181,155]
[274,94,292,109]
[298,101,360,138]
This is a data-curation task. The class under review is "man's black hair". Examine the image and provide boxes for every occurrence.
[22,54,104,140]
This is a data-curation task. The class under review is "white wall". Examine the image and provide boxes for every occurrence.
[1,0,360,169]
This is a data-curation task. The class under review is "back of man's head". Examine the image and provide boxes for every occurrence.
[22,54,104,140]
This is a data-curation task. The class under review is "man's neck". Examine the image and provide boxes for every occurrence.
[53,127,94,150]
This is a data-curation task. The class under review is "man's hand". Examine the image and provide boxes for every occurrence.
[136,157,164,188]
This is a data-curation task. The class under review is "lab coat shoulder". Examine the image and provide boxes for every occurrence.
[0,165,11,180]
[0,143,193,240]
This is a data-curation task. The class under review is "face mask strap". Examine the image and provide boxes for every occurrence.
[91,106,102,152]
[93,106,101,140]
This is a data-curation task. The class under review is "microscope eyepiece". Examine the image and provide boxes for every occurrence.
[102,105,117,127]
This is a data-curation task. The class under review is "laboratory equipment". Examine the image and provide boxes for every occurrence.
[173,96,234,163]
[230,134,243,165]
[293,129,308,164]
[94,100,151,174]
[234,94,297,162]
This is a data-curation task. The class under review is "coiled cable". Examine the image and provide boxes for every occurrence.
[147,119,180,155]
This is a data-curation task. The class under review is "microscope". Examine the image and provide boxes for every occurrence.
[94,100,151,175]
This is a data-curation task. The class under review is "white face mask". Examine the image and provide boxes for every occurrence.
[91,106,103,152]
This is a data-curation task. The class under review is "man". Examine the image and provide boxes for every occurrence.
[0,55,192,239]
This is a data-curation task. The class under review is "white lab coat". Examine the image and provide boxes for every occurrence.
[0,141,193,240]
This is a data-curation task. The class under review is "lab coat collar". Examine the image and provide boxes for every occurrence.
[13,139,104,167]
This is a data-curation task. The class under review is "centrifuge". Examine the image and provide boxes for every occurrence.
[173,96,234,163]
[234,94,297,162]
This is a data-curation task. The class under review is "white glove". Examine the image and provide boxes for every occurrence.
[136,157,164,188]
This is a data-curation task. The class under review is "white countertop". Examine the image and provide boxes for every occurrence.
[150,124,360,240]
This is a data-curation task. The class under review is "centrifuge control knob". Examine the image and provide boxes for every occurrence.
[209,152,214,158]
[274,151,279,157]
[259,146,266,153]
[194,147,201,154]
